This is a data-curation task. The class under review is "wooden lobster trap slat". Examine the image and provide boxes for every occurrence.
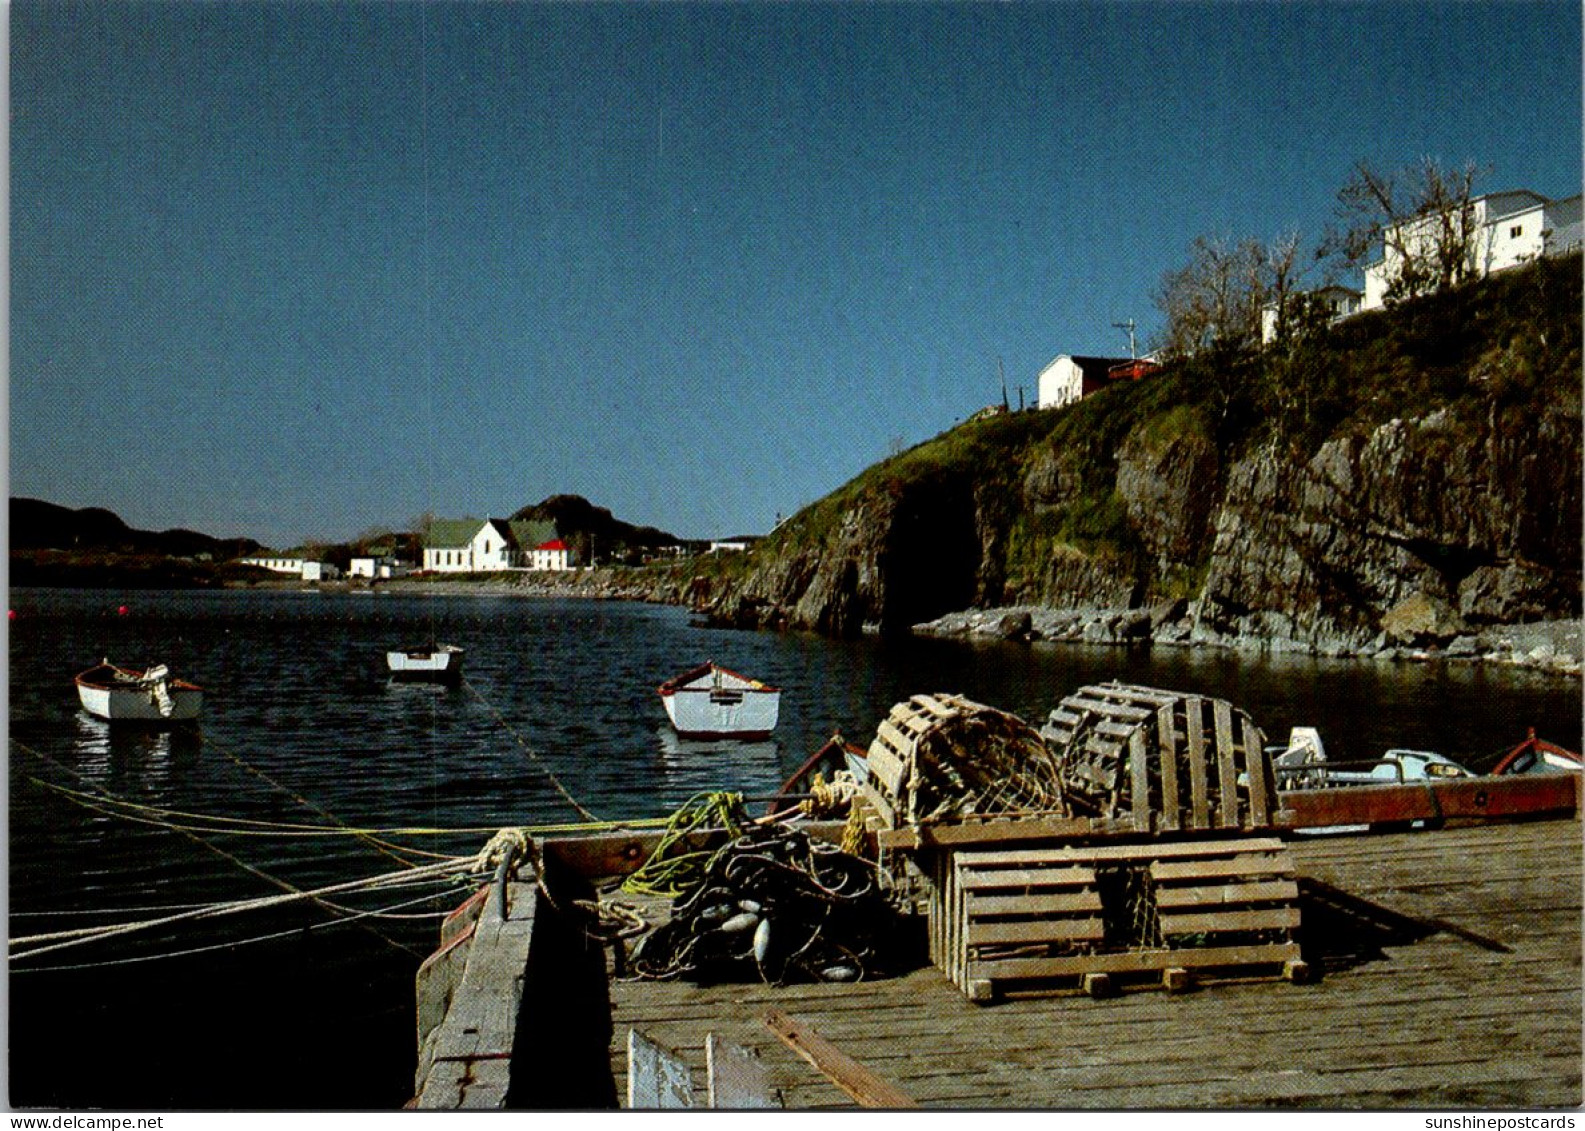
[861,693,1064,831]
[929,838,1304,1002]
[1040,682,1276,833]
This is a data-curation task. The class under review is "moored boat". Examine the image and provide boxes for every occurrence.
[1272,726,1473,789]
[387,643,465,683]
[657,661,780,740]
[74,660,203,723]
[1493,728,1584,776]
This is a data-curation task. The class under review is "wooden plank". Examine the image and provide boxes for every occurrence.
[912,693,957,719]
[1213,699,1238,829]
[1276,772,1581,830]
[762,1008,918,1109]
[965,891,1104,916]
[1061,695,1155,722]
[875,717,913,757]
[1151,856,1293,883]
[415,880,540,1109]
[1090,683,1179,708]
[1154,880,1300,909]
[882,816,1094,849]
[706,1033,778,1109]
[1157,705,1181,833]
[1186,697,1210,829]
[967,917,1106,946]
[865,732,909,797]
[1129,728,1152,832]
[971,941,1304,981]
[859,782,898,831]
[1159,907,1303,936]
[958,865,1098,891]
[1242,716,1270,827]
[628,1029,694,1108]
[956,838,1283,867]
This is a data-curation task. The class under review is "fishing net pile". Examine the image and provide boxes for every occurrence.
[626,821,897,986]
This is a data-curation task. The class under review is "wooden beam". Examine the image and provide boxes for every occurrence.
[761,1008,918,1109]
[1275,773,1580,830]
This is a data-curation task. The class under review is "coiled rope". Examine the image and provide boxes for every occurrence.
[620,791,748,899]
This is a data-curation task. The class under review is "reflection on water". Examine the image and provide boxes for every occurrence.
[69,712,203,791]
[653,725,785,806]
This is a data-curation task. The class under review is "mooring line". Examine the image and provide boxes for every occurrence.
[459,675,602,823]
[11,738,452,961]
[12,886,460,973]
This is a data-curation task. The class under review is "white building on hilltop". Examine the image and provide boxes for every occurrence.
[1361,189,1583,311]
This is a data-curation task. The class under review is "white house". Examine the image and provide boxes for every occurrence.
[1361,190,1583,310]
[349,556,410,580]
[240,554,306,576]
[1260,284,1363,344]
[239,554,339,581]
[1036,355,1140,410]
[526,539,573,571]
[421,519,519,573]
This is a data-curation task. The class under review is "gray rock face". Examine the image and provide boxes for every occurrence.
[688,393,1579,653]
[1115,416,1220,564]
[1196,404,1581,646]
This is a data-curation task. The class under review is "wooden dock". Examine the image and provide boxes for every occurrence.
[606,817,1582,1109]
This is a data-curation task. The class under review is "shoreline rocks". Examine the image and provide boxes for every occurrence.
[912,604,1583,676]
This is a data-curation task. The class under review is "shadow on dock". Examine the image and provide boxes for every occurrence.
[505,853,620,1109]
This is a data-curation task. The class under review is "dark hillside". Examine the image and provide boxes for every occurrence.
[511,494,684,564]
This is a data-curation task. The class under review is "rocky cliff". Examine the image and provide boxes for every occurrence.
[684,256,1583,657]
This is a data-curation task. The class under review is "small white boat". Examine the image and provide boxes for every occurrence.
[74,661,203,723]
[657,661,780,740]
[1273,726,1472,789]
[386,643,465,683]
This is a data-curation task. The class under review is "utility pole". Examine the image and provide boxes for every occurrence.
[1112,319,1138,359]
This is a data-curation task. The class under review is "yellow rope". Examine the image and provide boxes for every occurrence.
[620,792,747,898]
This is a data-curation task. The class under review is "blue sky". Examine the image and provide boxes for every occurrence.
[10,1,1582,548]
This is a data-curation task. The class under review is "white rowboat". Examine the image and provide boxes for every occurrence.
[74,661,203,723]
[387,643,465,683]
[658,661,780,740]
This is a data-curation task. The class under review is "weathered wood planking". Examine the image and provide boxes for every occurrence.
[414,878,539,1109]
[1040,683,1272,833]
[706,1032,780,1109]
[628,1029,694,1108]
[931,837,1300,1001]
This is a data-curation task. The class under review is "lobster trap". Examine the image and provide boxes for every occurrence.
[861,687,1305,1003]
[927,837,1304,1001]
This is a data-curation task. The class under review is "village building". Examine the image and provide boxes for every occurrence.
[1361,189,1583,310]
[1036,355,1157,410]
[349,552,410,580]
[420,518,573,573]
[526,539,573,571]
[238,553,341,581]
[1260,284,1364,344]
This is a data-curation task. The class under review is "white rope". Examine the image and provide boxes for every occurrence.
[10,856,480,961]
[12,887,458,974]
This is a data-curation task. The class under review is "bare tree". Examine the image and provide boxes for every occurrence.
[1323,157,1483,305]
[1153,233,1307,359]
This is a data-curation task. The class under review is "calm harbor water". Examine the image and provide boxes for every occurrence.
[8,588,1580,1108]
